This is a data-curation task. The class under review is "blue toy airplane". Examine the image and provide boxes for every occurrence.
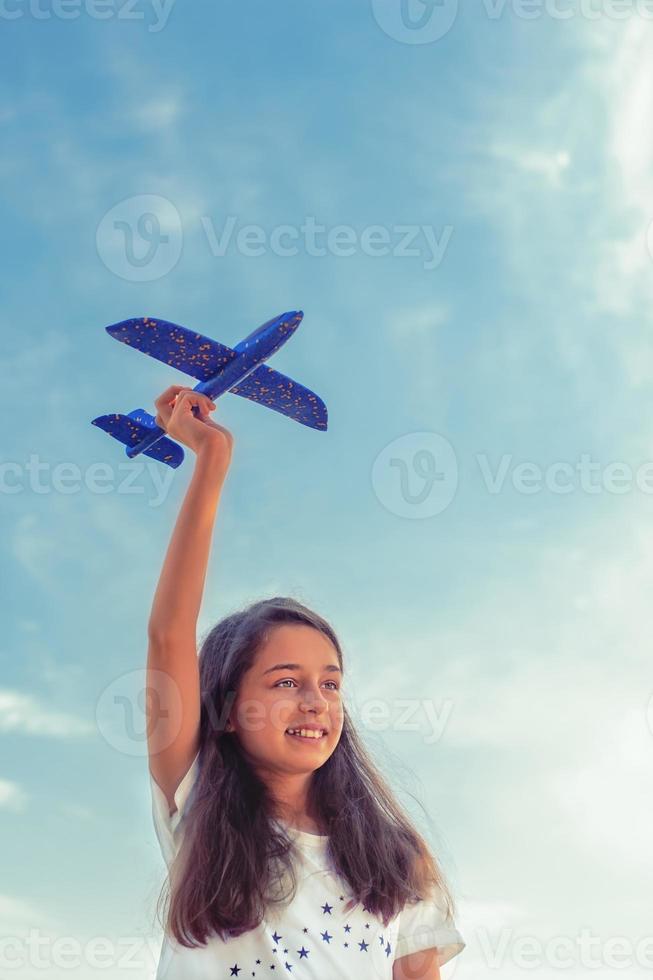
[91,310,327,468]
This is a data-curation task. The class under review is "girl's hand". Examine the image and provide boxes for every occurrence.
[154,385,234,467]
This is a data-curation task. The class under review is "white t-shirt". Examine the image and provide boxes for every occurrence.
[149,754,465,979]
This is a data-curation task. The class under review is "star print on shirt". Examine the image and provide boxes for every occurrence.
[232,893,394,977]
[379,932,393,956]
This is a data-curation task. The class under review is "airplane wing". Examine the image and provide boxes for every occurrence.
[91,411,185,468]
[105,317,238,381]
[229,365,328,430]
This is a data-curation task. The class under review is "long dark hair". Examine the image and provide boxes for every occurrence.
[156,596,457,945]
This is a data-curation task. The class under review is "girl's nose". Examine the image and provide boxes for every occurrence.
[299,687,329,710]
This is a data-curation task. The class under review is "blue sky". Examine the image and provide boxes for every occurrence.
[1,2,652,978]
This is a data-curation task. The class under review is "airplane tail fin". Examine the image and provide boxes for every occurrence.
[91,409,185,468]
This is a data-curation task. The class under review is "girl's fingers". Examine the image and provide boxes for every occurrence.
[154,388,216,429]
[174,390,216,411]
[154,384,190,408]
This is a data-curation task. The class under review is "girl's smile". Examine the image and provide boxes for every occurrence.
[225,623,344,772]
[285,728,329,744]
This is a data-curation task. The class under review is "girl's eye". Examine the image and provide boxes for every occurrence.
[274,679,339,690]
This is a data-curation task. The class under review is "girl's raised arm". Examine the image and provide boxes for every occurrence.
[146,385,234,814]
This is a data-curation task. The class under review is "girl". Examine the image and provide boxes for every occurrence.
[146,384,465,980]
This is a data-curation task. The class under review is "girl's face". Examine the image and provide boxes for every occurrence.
[225,623,344,776]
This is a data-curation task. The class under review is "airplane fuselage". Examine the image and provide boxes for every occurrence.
[126,312,301,458]
[194,311,300,400]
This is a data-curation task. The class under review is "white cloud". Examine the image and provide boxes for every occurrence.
[58,801,95,820]
[128,95,184,131]
[0,778,27,811]
[348,490,653,924]
[488,142,571,187]
[0,688,93,737]
[0,892,54,932]
[604,20,653,208]
[387,303,449,341]
[551,706,653,872]
[0,328,73,397]
[17,620,40,633]
[11,513,57,588]
[578,18,653,393]
[459,897,528,933]
[383,303,451,413]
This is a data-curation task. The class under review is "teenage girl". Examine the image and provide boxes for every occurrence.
[146,384,465,980]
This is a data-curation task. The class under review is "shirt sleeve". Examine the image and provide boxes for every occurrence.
[394,887,466,966]
[149,751,200,868]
